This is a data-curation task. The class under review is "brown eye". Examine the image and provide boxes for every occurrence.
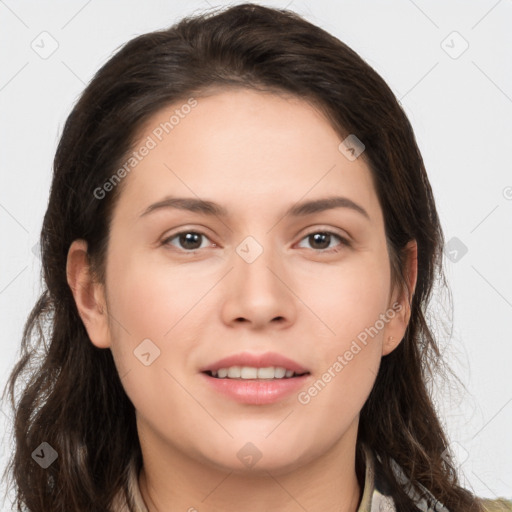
[297,231,350,253]
[162,231,211,251]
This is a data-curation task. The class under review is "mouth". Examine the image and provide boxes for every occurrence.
[202,366,310,380]
[200,352,312,405]
[199,351,311,404]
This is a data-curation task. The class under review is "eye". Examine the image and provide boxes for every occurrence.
[297,230,351,253]
[162,230,215,252]
[161,229,350,254]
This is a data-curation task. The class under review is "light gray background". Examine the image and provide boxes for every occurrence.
[1,0,511,507]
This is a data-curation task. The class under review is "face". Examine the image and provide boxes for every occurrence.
[71,88,413,475]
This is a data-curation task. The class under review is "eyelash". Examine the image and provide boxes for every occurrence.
[161,229,351,254]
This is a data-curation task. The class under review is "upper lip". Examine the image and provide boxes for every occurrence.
[200,351,309,374]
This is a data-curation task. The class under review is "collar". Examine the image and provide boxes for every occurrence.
[358,444,451,512]
[357,443,397,512]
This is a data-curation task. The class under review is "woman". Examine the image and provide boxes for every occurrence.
[1,3,484,511]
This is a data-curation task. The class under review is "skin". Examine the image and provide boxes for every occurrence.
[67,88,417,512]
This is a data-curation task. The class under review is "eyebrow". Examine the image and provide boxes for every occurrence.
[139,195,370,220]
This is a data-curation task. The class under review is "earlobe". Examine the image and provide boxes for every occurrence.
[383,335,401,355]
[382,240,418,356]
[66,239,111,349]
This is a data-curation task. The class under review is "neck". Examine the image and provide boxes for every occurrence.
[138,419,363,512]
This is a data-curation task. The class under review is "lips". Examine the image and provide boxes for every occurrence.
[199,351,311,404]
[199,351,309,375]
[201,372,310,404]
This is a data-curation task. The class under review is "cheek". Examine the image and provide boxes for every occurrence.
[105,249,206,342]
[103,256,202,434]
[295,268,386,435]
[102,250,202,400]
[294,255,389,403]
[297,252,391,346]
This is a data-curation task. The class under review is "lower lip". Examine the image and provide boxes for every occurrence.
[200,372,310,405]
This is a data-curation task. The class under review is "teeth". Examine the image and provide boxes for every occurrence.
[227,366,241,378]
[210,366,301,379]
[272,367,286,378]
[241,366,258,379]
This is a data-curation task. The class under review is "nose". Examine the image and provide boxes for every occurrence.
[219,238,297,330]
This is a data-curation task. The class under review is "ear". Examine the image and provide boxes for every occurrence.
[66,239,111,349]
[382,239,418,356]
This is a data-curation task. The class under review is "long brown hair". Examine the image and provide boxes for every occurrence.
[1,4,483,511]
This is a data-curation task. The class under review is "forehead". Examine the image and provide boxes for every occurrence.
[113,88,381,225]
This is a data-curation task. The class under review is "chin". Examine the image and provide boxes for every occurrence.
[196,437,317,476]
